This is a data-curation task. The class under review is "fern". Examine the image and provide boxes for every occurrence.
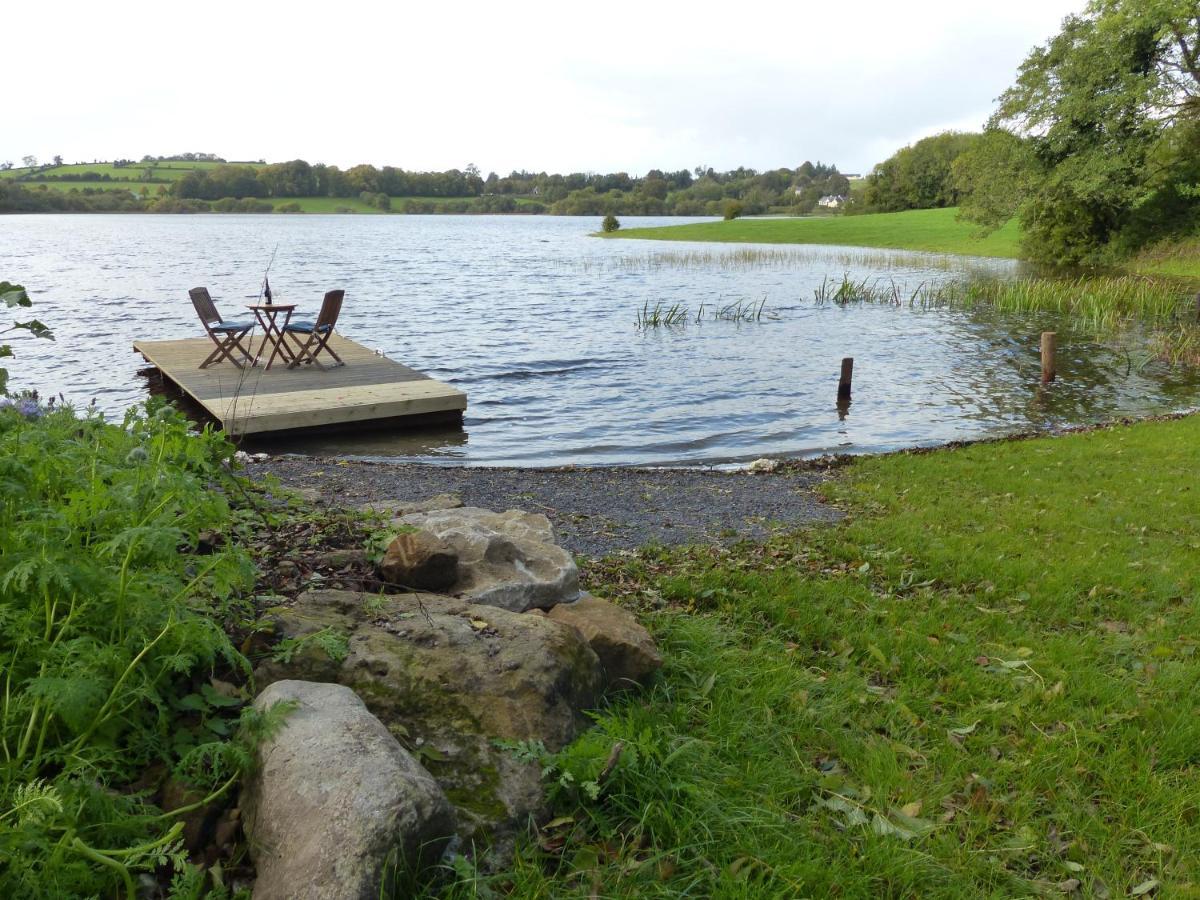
[0,399,258,897]
[2,779,63,827]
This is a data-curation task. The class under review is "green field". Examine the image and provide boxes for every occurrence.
[464,414,1200,896]
[0,160,263,182]
[8,181,152,193]
[613,207,1024,259]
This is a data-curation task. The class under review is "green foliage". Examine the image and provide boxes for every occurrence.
[269,625,350,665]
[0,282,54,395]
[860,131,982,213]
[952,129,1037,229]
[721,199,744,220]
[0,400,257,898]
[600,214,620,233]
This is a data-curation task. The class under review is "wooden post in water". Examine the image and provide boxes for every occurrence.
[838,357,854,401]
[1040,332,1057,383]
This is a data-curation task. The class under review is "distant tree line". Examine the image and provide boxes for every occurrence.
[170,161,487,201]
[166,159,850,216]
[140,152,227,163]
[2,156,852,218]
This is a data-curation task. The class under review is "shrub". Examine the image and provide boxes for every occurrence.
[601,214,620,233]
[277,202,303,213]
[722,199,744,220]
[0,401,258,897]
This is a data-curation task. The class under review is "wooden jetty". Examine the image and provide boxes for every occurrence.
[133,335,466,437]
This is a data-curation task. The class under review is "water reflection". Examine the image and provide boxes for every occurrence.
[3,214,1198,467]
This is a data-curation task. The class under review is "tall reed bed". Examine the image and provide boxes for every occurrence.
[573,246,1001,275]
[813,273,1198,357]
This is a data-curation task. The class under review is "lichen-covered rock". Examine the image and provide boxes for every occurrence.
[255,590,602,848]
[397,507,578,611]
[378,530,459,591]
[243,680,454,900]
[547,594,663,690]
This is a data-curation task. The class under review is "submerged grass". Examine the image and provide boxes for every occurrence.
[438,414,1200,897]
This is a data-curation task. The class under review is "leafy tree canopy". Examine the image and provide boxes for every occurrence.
[958,0,1200,264]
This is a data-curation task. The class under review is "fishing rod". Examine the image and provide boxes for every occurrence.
[258,244,279,305]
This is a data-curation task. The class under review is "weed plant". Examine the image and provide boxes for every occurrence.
[0,399,259,898]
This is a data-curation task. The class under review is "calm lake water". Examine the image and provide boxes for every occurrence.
[3,214,1198,466]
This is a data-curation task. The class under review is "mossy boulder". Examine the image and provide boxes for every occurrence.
[255,589,602,852]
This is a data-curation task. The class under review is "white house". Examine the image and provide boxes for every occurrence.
[817,194,846,209]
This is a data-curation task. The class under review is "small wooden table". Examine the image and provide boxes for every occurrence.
[247,304,297,370]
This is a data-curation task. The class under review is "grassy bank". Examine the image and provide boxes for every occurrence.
[611,208,1200,279]
[452,415,1200,897]
[612,207,1025,259]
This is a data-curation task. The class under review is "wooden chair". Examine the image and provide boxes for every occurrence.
[284,290,345,369]
[189,287,255,369]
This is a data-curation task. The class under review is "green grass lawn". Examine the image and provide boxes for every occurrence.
[454,416,1200,897]
[613,207,1025,259]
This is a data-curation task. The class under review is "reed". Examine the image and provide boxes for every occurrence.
[636,301,689,329]
[814,273,1191,330]
[574,246,1001,276]
[637,297,777,329]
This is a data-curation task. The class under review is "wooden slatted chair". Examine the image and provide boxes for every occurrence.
[284,289,345,369]
[190,287,256,369]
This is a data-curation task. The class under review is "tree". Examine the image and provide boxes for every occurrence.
[52,155,62,166]
[960,0,1200,264]
[21,155,36,169]
[0,162,11,171]
[862,132,981,212]
[601,214,620,232]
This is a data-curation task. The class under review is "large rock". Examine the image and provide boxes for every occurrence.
[396,507,578,612]
[378,530,459,591]
[547,594,663,690]
[255,590,602,848]
[243,680,455,900]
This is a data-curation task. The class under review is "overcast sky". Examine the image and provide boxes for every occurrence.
[7,0,1087,177]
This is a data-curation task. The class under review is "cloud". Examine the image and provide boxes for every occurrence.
[5,0,1086,174]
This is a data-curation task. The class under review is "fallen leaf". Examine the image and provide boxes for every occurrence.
[1130,879,1159,896]
[901,801,923,817]
[1057,878,1081,893]
[949,721,980,736]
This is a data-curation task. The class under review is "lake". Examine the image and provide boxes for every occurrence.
[4,213,1198,466]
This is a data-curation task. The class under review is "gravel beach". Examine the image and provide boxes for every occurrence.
[255,457,840,558]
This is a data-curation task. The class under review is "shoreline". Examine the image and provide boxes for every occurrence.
[251,407,1198,557]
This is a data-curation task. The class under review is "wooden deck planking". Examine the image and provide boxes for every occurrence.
[133,334,466,436]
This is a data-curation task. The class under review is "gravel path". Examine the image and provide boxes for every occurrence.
[255,458,840,558]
